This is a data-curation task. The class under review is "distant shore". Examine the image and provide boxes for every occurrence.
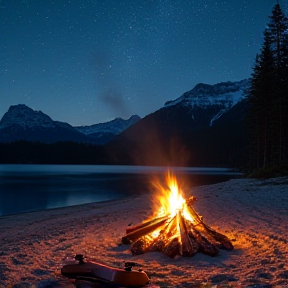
[1,176,288,287]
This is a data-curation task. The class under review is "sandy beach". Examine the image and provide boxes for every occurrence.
[1,176,288,287]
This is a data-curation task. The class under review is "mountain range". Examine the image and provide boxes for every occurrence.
[0,105,140,144]
[75,115,141,144]
[0,79,250,166]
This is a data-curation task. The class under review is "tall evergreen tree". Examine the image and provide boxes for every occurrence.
[248,30,275,168]
[247,3,288,171]
[267,3,288,163]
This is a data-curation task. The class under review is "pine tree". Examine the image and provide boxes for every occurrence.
[247,3,288,172]
[267,3,288,163]
[248,30,275,168]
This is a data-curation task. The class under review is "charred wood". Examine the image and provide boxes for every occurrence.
[163,237,181,258]
[186,205,233,251]
[178,213,198,256]
[203,226,234,250]
[197,234,219,256]
[122,216,169,244]
[187,223,219,256]
[147,219,174,252]
[186,196,198,206]
[131,235,155,255]
[147,237,166,252]
[125,215,170,234]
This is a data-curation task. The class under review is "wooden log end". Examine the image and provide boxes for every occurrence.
[216,240,234,251]
[131,236,154,255]
[122,236,132,245]
[147,238,166,252]
[199,236,219,256]
[163,237,181,258]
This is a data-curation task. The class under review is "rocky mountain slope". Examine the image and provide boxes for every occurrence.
[0,104,91,143]
[0,104,139,144]
[106,79,250,167]
[163,79,249,128]
[75,115,141,144]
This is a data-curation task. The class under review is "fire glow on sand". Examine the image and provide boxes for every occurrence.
[122,171,234,258]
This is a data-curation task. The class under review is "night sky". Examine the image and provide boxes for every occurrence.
[1,0,287,126]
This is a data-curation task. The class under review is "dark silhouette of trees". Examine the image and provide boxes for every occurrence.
[0,141,110,164]
[247,3,288,171]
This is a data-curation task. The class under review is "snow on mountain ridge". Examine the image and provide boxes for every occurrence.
[0,104,55,129]
[164,79,249,109]
[164,79,249,126]
[0,104,141,144]
[75,115,141,135]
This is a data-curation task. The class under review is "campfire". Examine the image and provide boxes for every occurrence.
[122,171,233,258]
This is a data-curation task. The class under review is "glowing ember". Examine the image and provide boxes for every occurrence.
[122,171,234,258]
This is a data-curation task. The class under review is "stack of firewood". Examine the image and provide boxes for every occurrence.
[122,197,233,258]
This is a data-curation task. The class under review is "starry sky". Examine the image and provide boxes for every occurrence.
[1,0,287,126]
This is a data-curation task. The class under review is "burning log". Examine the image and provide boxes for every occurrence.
[178,213,199,257]
[186,196,198,206]
[187,223,219,256]
[131,235,155,255]
[131,215,176,255]
[147,218,175,252]
[122,171,233,258]
[163,237,181,258]
[122,215,170,244]
[125,215,169,234]
[186,204,233,251]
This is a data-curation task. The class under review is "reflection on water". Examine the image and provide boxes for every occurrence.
[0,165,242,216]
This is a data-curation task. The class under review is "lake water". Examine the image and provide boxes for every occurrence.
[0,165,242,217]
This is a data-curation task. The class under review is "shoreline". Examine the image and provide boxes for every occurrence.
[0,164,243,217]
[1,177,288,287]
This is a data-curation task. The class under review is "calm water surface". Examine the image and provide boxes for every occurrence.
[0,165,242,216]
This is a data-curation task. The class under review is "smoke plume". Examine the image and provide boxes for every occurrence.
[92,52,131,119]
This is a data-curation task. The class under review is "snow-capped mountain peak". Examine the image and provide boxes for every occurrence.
[165,79,249,108]
[0,104,141,144]
[0,104,55,130]
[164,79,249,126]
[75,115,141,136]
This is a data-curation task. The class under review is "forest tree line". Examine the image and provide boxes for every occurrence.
[246,3,288,175]
[0,141,109,164]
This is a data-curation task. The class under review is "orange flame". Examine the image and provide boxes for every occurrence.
[151,171,194,222]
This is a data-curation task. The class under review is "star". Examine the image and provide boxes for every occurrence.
[0,0,286,125]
